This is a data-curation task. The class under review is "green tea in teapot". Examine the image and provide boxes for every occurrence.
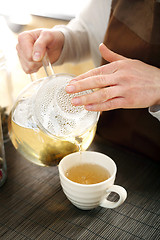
[8,74,99,166]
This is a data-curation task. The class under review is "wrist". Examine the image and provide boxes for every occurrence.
[153,67,160,105]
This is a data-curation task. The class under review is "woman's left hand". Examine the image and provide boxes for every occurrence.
[66,43,160,111]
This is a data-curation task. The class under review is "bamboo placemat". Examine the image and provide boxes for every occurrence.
[0,136,160,240]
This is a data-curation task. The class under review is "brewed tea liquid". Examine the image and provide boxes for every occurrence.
[65,163,110,184]
[8,74,99,167]
[8,106,96,166]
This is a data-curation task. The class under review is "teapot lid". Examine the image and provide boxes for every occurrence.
[34,73,99,138]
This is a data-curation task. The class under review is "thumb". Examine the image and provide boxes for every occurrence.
[32,32,51,62]
[32,40,46,62]
[99,43,127,63]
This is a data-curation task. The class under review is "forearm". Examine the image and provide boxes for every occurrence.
[52,19,90,65]
[53,0,112,67]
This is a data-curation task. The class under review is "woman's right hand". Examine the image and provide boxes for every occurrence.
[16,28,65,74]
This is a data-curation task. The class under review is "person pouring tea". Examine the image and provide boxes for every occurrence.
[16,0,160,161]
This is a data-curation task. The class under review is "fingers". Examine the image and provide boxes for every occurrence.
[17,29,52,62]
[69,62,118,85]
[16,29,56,73]
[85,97,126,112]
[66,74,117,94]
[17,28,65,74]
[66,62,119,95]
[71,86,121,106]
[16,43,42,74]
[66,45,125,93]
[66,44,127,91]
[17,29,43,73]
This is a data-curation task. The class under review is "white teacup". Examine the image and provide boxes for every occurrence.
[58,151,127,210]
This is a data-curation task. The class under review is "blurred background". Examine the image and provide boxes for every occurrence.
[0,0,94,112]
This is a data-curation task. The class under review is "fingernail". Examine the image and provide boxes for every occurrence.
[33,52,41,61]
[66,85,75,93]
[71,97,81,106]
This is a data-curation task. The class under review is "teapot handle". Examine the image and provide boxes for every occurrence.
[29,53,55,81]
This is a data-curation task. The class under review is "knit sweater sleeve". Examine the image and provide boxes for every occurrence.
[53,0,112,67]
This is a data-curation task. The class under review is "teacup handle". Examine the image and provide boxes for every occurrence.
[30,53,55,81]
[100,185,127,209]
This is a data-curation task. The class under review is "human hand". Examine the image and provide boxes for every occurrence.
[66,43,160,111]
[16,28,64,73]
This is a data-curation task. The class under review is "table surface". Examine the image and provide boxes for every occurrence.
[0,135,160,240]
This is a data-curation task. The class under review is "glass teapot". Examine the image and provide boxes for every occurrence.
[8,57,100,166]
